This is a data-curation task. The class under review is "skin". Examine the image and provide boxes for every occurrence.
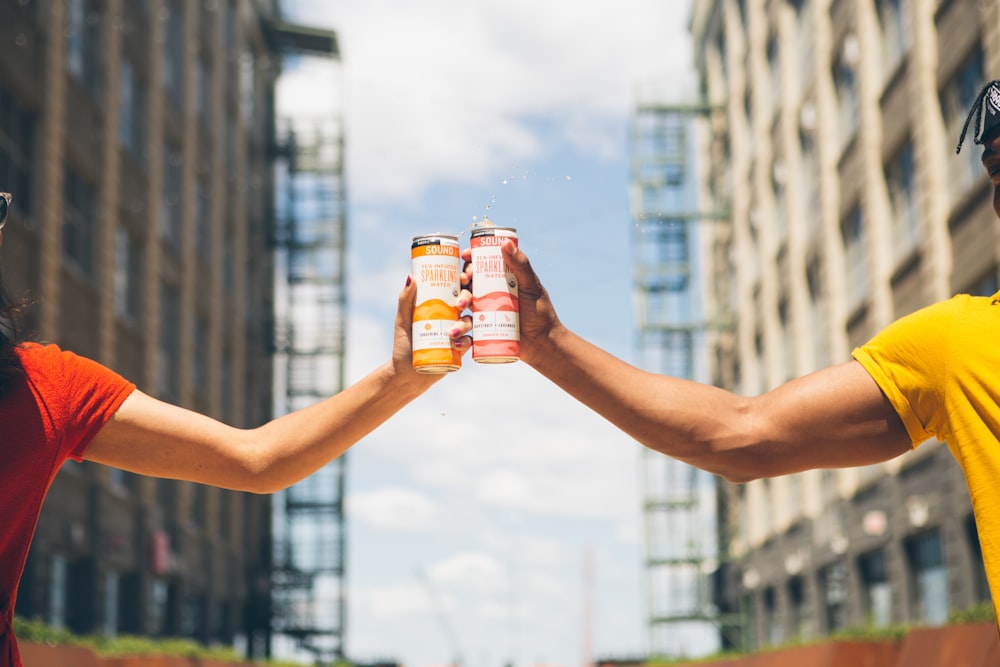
[981,129,1000,217]
[85,282,473,493]
[505,120,1000,482]
[1,227,473,494]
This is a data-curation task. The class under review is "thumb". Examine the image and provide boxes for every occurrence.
[501,239,539,291]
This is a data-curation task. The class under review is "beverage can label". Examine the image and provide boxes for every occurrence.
[470,226,519,363]
[412,234,462,373]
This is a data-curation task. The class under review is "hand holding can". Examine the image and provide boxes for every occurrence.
[411,234,463,373]
[470,226,520,363]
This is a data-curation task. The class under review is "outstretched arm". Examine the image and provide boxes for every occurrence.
[85,278,471,493]
[499,241,911,482]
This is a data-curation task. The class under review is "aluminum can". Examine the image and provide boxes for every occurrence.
[470,226,519,363]
[411,233,462,373]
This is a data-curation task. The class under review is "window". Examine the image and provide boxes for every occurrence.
[162,0,184,104]
[149,579,169,636]
[967,270,999,297]
[799,111,820,242]
[841,204,868,311]
[240,50,255,124]
[907,530,948,624]
[885,142,919,264]
[835,35,860,146]
[859,549,892,627]
[118,59,146,158]
[941,49,986,198]
[767,37,781,118]
[764,586,783,645]
[878,0,910,80]
[195,181,211,260]
[114,225,143,320]
[195,57,210,122]
[66,0,103,98]
[0,85,35,218]
[103,571,120,636]
[778,299,794,381]
[49,555,68,628]
[789,576,810,639]
[806,260,830,368]
[158,281,181,401]
[822,560,848,632]
[793,0,814,94]
[773,159,788,240]
[161,139,182,245]
[62,167,97,277]
[192,313,208,392]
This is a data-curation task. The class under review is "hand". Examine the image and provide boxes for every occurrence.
[461,240,561,366]
[392,276,473,385]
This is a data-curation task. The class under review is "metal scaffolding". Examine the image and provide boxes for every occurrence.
[629,102,734,659]
[269,22,348,665]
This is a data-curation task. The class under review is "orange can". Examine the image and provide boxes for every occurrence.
[411,233,462,373]
[470,225,519,363]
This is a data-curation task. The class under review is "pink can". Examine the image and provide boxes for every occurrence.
[470,225,519,363]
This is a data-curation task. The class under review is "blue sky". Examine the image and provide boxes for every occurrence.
[277,2,697,666]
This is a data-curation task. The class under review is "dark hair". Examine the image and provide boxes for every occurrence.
[956,79,1000,154]
[0,268,32,393]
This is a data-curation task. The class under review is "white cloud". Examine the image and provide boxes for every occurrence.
[428,551,507,592]
[354,581,435,619]
[281,0,696,204]
[347,486,441,531]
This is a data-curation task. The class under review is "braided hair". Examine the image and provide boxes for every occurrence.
[956,79,1000,154]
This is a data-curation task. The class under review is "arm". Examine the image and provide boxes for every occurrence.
[85,278,471,493]
[500,241,911,483]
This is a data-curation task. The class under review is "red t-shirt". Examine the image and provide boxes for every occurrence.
[1,343,135,667]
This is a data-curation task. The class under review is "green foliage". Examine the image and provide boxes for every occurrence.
[949,600,996,625]
[12,616,289,664]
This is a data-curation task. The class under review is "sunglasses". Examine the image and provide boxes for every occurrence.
[0,193,10,229]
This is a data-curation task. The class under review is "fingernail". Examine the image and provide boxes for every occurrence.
[405,275,412,287]
[457,298,467,309]
[449,327,461,338]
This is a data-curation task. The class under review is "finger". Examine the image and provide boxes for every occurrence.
[500,239,538,288]
[449,315,473,339]
[396,275,416,330]
[457,288,472,311]
[453,334,473,354]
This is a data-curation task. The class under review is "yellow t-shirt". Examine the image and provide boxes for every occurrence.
[852,291,1000,620]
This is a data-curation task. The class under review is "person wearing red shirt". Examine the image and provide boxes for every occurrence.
[0,192,473,666]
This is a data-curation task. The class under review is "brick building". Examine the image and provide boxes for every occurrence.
[2,0,281,654]
[689,0,1000,650]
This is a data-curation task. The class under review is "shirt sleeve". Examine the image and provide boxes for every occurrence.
[851,297,959,447]
[57,348,137,461]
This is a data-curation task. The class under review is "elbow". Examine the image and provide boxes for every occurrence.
[229,434,287,495]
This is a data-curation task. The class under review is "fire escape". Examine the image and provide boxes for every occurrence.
[268,21,348,664]
[630,99,737,658]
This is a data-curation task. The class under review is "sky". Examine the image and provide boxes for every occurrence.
[276,2,698,667]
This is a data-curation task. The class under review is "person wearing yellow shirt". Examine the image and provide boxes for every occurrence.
[467,79,1000,627]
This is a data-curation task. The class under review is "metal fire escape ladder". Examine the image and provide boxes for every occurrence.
[269,21,348,665]
[629,101,737,659]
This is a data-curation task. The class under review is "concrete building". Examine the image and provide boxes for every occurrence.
[2,0,281,653]
[689,0,1000,650]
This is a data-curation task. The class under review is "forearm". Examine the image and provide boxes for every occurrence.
[245,362,435,492]
[526,325,911,482]
[526,323,754,480]
[88,362,438,493]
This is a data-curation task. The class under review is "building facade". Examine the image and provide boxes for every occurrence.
[2,0,281,653]
[689,0,1000,650]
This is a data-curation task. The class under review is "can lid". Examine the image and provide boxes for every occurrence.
[412,233,460,245]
